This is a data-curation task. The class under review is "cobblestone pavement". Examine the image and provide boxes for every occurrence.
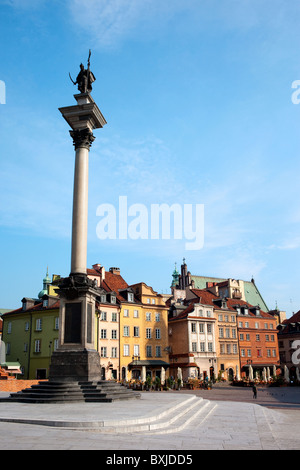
[0,385,299,451]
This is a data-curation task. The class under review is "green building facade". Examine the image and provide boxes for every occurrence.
[1,296,60,379]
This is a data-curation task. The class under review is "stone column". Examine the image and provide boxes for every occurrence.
[70,129,95,275]
[49,93,107,382]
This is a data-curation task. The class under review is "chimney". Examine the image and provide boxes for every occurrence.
[92,263,102,273]
[109,267,120,275]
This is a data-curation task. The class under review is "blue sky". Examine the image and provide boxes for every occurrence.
[1,0,300,316]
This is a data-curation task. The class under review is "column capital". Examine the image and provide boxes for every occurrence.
[70,128,95,150]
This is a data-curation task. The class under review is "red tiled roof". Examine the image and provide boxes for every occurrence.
[171,288,273,320]
[282,310,300,325]
[100,270,129,302]
[1,301,60,316]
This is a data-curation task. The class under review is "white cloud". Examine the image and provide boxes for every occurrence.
[68,0,153,48]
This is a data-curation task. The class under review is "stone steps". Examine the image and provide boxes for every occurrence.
[0,394,216,434]
[0,380,140,403]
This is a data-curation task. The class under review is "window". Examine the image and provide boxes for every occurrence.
[238,321,243,328]
[111,296,116,304]
[191,323,196,333]
[133,326,139,337]
[152,299,156,304]
[224,315,228,322]
[256,334,260,341]
[226,344,231,354]
[271,335,275,341]
[245,322,249,328]
[6,343,11,355]
[199,323,204,333]
[220,344,225,354]
[218,314,223,321]
[146,345,152,357]
[123,309,129,317]
[34,339,41,353]
[101,347,107,357]
[255,322,259,329]
[133,310,139,318]
[155,346,161,357]
[134,344,139,356]
[246,334,250,341]
[240,333,244,340]
[146,328,152,339]
[111,347,118,358]
[123,344,130,356]
[265,334,270,341]
[232,329,236,338]
[247,349,251,357]
[147,298,150,304]
[112,312,117,322]
[100,311,107,321]
[111,329,117,339]
[101,329,107,339]
[155,313,160,322]
[192,342,197,352]
[207,324,212,333]
[264,323,268,329]
[128,293,134,302]
[146,312,151,321]
[257,349,262,357]
[36,319,42,331]
[200,342,205,352]
[55,317,59,330]
[123,326,129,337]
[241,349,245,357]
[267,349,271,357]
[225,328,230,338]
[207,311,211,318]
[155,328,161,339]
[208,342,213,352]
[233,344,238,354]
[54,339,59,350]
[25,321,29,331]
[219,328,224,338]
[24,343,28,352]
[231,315,235,322]
[270,323,274,330]
[272,349,276,357]
[100,294,106,303]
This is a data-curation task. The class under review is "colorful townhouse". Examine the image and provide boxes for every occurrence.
[88,264,170,381]
[168,297,217,381]
[130,282,169,381]
[277,310,300,381]
[186,289,240,381]
[1,294,60,379]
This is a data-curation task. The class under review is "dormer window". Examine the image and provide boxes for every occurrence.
[255,308,260,316]
[128,292,134,302]
[244,307,248,315]
[111,295,116,304]
[100,295,106,303]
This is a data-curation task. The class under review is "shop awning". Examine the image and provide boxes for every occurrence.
[128,360,170,368]
[1,362,22,374]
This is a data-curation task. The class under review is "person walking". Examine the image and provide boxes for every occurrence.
[252,384,257,399]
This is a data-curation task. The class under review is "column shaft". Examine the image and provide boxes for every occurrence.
[71,146,89,275]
